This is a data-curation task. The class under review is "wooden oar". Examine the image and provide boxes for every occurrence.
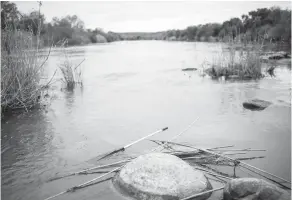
[93,127,168,162]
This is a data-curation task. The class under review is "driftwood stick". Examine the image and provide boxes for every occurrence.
[151,140,291,185]
[47,159,130,182]
[180,187,225,200]
[194,167,232,180]
[213,148,266,152]
[44,166,123,200]
[207,145,235,150]
[182,152,247,160]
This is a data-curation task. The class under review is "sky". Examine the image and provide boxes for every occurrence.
[13,1,291,32]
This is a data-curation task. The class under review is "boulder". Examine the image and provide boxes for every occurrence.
[243,99,272,110]
[182,68,197,71]
[112,153,212,200]
[223,178,290,200]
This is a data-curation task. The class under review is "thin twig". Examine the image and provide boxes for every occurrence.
[38,42,53,71]
[74,58,85,70]
[47,159,130,182]
[42,69,57,89]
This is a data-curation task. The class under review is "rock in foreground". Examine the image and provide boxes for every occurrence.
[113,153,212,200]
[223,178,290,200]
[243,99,272,110]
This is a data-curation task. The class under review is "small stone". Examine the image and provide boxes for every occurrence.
[243,99,272,110]
[113,153,212,200]
[260,51,290,60]
[182,68,197,71]
[228,75,240,79]
[223,178,290,200]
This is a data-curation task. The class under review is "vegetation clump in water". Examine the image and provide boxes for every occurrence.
[204,39,264,80]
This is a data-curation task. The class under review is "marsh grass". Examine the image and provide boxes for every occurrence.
[58,40,84,90]
[205,36,264,80]
[1,29,51,113]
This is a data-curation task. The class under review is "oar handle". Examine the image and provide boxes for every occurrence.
[124,127,169,149]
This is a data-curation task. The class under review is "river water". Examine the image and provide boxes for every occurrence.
[1,41,291,200]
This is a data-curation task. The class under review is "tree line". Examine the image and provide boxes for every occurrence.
[1,1,291,46]
[165,7,291,43]
[1,1,122,46]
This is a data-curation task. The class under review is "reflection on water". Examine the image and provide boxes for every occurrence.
[1,41,291,200]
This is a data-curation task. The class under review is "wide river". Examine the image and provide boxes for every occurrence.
[2,41,291,200]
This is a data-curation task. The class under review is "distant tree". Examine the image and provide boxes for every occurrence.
[1,1,20,29]
[19,11,45,35]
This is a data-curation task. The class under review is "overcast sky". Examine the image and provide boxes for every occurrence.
[14,1,291,32]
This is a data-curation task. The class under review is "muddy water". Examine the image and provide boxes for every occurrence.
[1,41,291,200]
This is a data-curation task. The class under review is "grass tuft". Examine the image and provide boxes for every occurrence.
[58,41,84,90]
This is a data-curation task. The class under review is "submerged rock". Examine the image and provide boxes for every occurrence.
[243,99,272,110]
[260,51,290,61]
[227,75,253,80]
[223,178,290,200]
[182,68,197,71]
[113,153,212,200]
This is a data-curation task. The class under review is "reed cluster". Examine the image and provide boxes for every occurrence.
[1,29,49,113]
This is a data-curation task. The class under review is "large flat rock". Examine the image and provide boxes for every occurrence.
[223,178,290,200]
[112,153,212,200]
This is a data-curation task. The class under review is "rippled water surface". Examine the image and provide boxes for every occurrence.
[2,41,291,200]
